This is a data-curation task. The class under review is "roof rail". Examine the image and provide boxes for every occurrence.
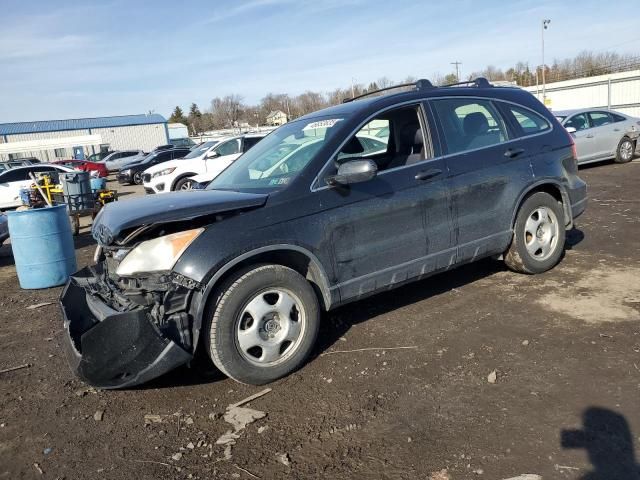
[442,77,493,88]
[341,77,492,103]
[342,78,435,103]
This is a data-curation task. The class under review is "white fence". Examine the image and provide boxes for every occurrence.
[524,69,640,117]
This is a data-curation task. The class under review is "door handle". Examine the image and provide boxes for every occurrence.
[613,128,620,132]
[504,148,525,158]
[415,168,442,181]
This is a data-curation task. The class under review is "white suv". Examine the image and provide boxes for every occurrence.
[142,134,265,193]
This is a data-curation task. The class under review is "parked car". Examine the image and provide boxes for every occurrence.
[555,109,640,164]
[142,134,265,193]
[61,78,587,389]
[52,159,109,178]
[87,151,114,162]
[117,148,191,185]
[0,164,74,209]
[169,137,196,148]
[101,150,145,172]
[0,213,8,245]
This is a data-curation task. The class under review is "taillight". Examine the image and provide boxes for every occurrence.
[566,129,578,170]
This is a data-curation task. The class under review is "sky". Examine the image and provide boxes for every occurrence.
[1,0,639,123]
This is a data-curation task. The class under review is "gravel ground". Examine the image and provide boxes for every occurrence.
[1,163,639,480]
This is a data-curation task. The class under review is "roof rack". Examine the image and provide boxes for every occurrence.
[342,77,492,103]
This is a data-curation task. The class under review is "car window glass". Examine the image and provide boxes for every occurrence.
[588,112,612,127]
[611,113,626,122]
[242,137,262,152]
[216,139,241,156]
[171,150,188,159]
[1,169,28,182]
[337,119,390,161]
[507,105,551,135]
[564,113,589,131]
[432,98,508,154]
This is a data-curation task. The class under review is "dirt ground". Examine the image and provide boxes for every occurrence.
[1,164,639,480]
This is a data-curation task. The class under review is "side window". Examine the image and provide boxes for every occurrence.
[611,113,627,122]
[506,105,551,135]
[564,113,589,131]
[1,169,28,182]
[242,137,262,152]
[588,111,612,127]
[431,98,508,154]
[171,150,187,160]
[216,139,241,156]
[54,148,66,157]
[337,119,390,161]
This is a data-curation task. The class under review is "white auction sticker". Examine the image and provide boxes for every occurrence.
[303,119,342,130]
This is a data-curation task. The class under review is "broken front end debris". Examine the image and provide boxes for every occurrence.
[60,262,199,389]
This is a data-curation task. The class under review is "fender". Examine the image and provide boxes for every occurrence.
[188,244,335,353]
[510,179,573,230]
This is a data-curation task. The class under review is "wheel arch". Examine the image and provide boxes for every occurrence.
[189,244,334,353]
[511,181,573,230]
[171,173,198,191]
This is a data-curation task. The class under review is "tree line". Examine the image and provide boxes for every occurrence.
[168,50,639,134]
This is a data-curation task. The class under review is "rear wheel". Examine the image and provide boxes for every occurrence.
[174,177,195,191]
[205,264,320,385]
[133,171,143,185]
[504,192,565,274]
[615,137,635,163]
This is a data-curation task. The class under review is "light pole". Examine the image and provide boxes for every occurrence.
[451,61,462,82]
[541,19,551,104]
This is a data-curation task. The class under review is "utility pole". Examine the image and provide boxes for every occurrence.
[541,19,551,105]
[451,61,462,82]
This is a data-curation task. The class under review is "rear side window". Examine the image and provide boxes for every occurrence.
[242,137,262,152]
[588,112,612,127]
[431,98,508,154]
[506,105,551,135]
[611,113,626,122]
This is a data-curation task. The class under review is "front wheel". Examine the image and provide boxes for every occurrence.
[504,192,566,274]
[205,264,320,385]
[133,171,143,185]
[615,137,635,163]
[174,177,195,191]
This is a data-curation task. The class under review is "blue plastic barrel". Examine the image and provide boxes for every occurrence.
[90,177,106,192]
[7,205,77,289]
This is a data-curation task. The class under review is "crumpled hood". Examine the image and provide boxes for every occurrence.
[92,190,268,245]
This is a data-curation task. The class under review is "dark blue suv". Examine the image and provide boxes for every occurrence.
[61,78,587,388]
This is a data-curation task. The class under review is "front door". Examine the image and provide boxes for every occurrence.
[206,138,242,176]
[316,104,452,301]
[564,112,596,163]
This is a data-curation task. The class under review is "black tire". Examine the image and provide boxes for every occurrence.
[174,176,195,191]
[133,171,143,185]
[504,192,566,274]
[205,264,320,385]
[615,137,635,163]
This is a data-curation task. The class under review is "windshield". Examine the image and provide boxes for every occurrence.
[207,116,344,191]
[183,141,219,159]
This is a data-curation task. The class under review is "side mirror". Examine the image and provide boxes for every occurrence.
[326,159,377,186]
[565,126,577,134]
[206,151,219,159]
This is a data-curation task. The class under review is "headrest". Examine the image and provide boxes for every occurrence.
[340,136,365,155]
[463,112,489,135]
[401,123,422,147]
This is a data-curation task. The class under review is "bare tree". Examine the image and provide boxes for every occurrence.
[210,94,245,128]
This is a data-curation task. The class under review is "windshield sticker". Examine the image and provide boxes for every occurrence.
[269,177,291,185]
[303,119,342,131]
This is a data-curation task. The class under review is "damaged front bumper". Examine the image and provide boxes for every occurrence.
[60,266,194,389]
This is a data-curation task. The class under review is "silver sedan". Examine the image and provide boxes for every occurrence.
[555,109,639,165]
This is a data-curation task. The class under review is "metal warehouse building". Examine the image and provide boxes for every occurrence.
[0,114,168,162]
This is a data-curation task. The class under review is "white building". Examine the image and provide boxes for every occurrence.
[524,69,640,117]
[0,113,169,162]
[266,110,287,126]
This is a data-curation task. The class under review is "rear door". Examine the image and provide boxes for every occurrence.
[429,96,533,261]
[587,111,618,159]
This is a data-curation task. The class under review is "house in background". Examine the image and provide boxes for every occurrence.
[266,110,288,126]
